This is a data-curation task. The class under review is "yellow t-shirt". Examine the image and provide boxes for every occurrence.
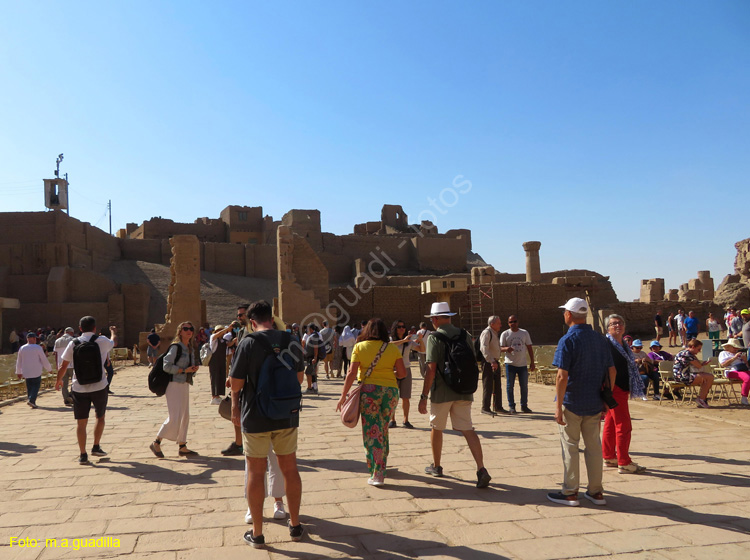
[351,340,402,388]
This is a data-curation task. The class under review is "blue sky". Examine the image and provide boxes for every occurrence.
[2,1,748,301]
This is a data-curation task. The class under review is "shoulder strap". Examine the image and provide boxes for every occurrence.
[90,334,99,342]
[432,331,449,345]
[169,343,182,362]
[362,342,389,380]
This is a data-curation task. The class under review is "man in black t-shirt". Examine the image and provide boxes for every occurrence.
[230,300,305,548]
[654,311,663,344]
[146,328,161,366]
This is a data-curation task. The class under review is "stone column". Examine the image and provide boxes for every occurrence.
[522,241,542,283]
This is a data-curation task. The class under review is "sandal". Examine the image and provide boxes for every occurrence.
[149,441,164,458]
[178,444,197,456]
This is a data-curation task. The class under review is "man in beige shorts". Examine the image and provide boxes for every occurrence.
[417,302,491,488]
[230,300,305,549]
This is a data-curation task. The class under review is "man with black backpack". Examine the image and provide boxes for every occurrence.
[417,302,491,488]
[55,316,117,464]
[230,300,305,548]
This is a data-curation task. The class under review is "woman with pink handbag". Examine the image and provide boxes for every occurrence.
[336,318,407,487]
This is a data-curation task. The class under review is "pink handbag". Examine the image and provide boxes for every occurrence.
[340,342,388,428]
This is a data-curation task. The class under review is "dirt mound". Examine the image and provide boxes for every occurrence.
[105,261,277,328]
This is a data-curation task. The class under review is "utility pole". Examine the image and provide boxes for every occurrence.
[108,200,112,235]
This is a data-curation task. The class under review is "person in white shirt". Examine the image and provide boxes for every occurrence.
[56,316,117,464]
[54,327,77,407]
[15,332,51,408]
[479,316,508,415]
[499,315,536,414]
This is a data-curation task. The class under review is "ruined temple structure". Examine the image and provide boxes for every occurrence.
[5,202,716,348]
[137,235,206,363]
[712,238,750,310]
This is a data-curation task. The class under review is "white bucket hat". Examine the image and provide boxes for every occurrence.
[425,302,457,317]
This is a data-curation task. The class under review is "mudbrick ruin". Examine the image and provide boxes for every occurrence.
[1,204,747,354]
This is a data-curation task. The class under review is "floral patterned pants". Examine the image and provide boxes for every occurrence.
[360,384,399,477]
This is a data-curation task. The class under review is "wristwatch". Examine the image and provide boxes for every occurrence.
[420,394,428,401]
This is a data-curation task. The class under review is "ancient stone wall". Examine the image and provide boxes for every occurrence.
[130,217,227,242]
[277,226,327,324]
[413,236,468,272]
[8,274,47,303]
[120,238,163,262]
[734,238,750,281]
[141,235,203,361]
[282,210,323,251]
[640,278,665,303]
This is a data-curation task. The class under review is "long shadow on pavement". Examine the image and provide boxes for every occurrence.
[99,455,244,485]
[633,450,750,467]
[0,442,39,456]
[599,491,750,535]
[266,516,509,560]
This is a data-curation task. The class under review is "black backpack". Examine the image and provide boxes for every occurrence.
[250,332,302,420]
[432,329,480,395]
[474,328,491,364]
[148,344,181,397]
[73,335,103,385]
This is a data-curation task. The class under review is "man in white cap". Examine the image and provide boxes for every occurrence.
[547,297,615,507]
[54,327,77,406]
[418,302,491,488]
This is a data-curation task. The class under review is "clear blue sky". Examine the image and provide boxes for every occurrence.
[2,1,748,301]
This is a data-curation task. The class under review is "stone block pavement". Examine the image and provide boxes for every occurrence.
[1,364,749,559]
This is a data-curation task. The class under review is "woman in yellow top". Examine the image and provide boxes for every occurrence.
[336,318,407,486]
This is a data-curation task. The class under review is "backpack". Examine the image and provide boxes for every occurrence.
[432,329,480,395]
[474,328,490,364]
[148,343,181,397]
[250,332,302,420]
[199,342,213,366]
[72,335,103,385]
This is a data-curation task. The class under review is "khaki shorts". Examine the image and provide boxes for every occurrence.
[242,428,298,459]
[324,352,333,363]
[429,400,473,431]
[397,372,412,399]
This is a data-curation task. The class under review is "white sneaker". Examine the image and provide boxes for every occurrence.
[244,508,252,524]
[210,397,222,405]
[273,501,286,519]
[641,396,648,401]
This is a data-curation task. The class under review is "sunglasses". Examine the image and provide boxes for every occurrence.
[237,313,245,318]
[182,326,194,332]
[397,325,406,328]
[508,320,518,323]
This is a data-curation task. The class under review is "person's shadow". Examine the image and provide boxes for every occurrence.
[0,442,39,457]
[263,516,510,559]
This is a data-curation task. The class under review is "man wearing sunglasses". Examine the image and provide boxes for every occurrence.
[499,315,535,414]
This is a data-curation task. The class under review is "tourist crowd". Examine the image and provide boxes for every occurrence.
[7,301,750,548]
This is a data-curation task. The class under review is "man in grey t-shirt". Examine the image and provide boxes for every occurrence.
[499,315,536,414]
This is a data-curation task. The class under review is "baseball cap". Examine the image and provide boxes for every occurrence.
[650,341,662,348]
[632,339,643,347]
[559,298,588,314]
[741,309,750,316]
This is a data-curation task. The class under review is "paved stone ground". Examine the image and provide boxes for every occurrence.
[1,365,749,560]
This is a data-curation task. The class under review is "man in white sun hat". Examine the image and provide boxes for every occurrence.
[418,302,491,488]
[547,297,615,508]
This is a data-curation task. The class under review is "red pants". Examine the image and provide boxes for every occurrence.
[602,385,632,466]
